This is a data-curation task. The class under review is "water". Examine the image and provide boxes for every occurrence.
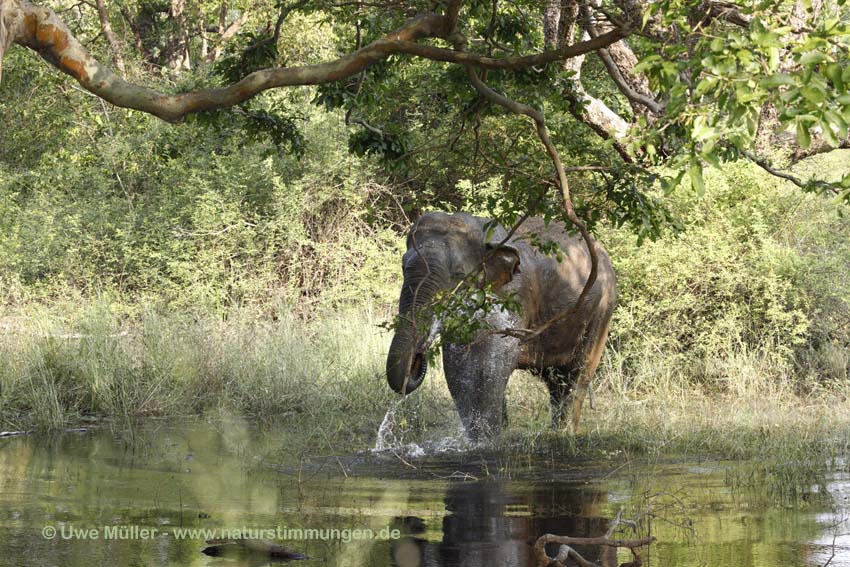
[373,402,469,457]
[0,420,848,566]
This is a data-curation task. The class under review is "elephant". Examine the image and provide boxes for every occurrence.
[385,211,616,440]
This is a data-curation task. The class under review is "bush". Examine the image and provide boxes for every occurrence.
[600,159,850,392]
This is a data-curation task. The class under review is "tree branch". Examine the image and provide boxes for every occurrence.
[465,66,603,427]
[389,30,626,68]
[789,137,850,166]
[1,0,627,122]
[579,1,662,114]
[559,30,634,163]
[705,0,751,27]
[739,148,840,194]
[533,533,655,567]
[117,5,148,61]
[443,0,461,36]
[240,0,307,59]
[208,10,249,61]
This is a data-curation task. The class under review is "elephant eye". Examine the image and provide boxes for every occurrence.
[452,271,467,279]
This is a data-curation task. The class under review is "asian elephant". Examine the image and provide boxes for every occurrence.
[385,211,616,440]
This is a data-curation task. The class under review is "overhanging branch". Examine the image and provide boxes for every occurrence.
[579,1,663,114]
[739,148,840,194]
[0,0,627,122]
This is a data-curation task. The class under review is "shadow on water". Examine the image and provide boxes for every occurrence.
[0,419,849,566]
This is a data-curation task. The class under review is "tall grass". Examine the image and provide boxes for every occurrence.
[3,299,850,470]
[0,301,402,432]
[501,344,850,464]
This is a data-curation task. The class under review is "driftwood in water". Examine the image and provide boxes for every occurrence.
[533,510,655,567]
[201,538,309,560]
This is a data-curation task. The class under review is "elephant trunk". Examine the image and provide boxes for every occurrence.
[386,326,429,395]
[387,251,445,395]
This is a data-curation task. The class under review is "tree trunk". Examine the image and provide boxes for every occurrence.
[165,0,191,72]
[544,0,562,50]
[561,28,632,158]
[209,10,248,62]
[94,0,124,76]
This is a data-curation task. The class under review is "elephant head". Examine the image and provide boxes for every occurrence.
[386,212,521,396]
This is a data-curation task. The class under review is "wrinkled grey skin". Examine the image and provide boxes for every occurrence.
[386,211,617,441]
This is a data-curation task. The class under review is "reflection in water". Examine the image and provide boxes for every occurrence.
[0,422,848,567]
[391,481,615,567]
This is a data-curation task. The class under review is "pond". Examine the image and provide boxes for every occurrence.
[0,420,848,566]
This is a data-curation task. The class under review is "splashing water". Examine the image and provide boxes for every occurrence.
[372,399,404,453]
[372,399,470,458]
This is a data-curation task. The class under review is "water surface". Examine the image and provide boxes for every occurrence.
[0,421,848,566]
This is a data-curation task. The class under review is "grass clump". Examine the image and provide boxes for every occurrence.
[0,302,402,432]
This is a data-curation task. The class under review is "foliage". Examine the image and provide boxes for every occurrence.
[633,0,850,198]
[0,52,401,311]
[1,0,849,437]
[601,159,850,389]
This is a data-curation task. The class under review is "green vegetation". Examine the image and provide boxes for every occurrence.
[1,1,849,468]
[2,138,849,465]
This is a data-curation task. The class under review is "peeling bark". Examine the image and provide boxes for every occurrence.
[561,29,632,159]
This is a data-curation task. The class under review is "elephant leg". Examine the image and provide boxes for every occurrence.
[442,310,520,442]
[444,342,517,441]
[544,366,579,427]
[569,320,611,431]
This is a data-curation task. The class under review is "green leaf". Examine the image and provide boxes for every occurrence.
[689,158,705,196]
[661,171,686,196]
[701,141,720,167]
[796,122,812,148]
[821,120,839,146]
[767,47,780,71]
[780,88,800,103]
[799,51,832,65]
[745,112,758,138]
[691,116,716,142]
[760,74,795,88]
[826,63,844,90]
[824,109,849,139]
[801,86,826,104]
[634,54,662,74]
[695,77,719,97]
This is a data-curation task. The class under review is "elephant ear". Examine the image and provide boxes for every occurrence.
[483,242,521,290]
